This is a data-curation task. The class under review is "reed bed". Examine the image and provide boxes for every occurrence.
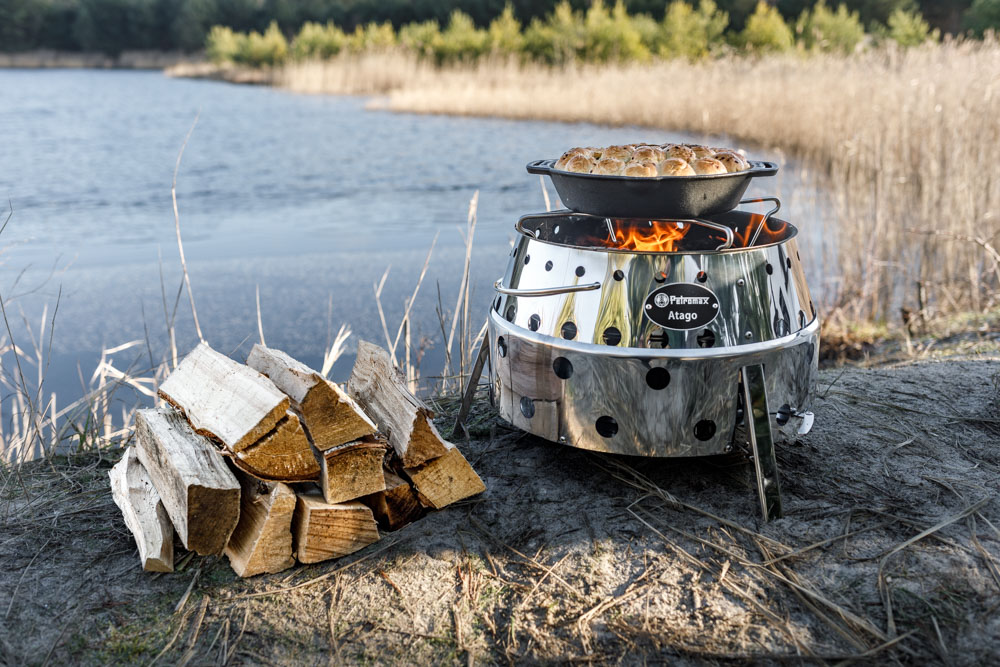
[276,39,1000,326]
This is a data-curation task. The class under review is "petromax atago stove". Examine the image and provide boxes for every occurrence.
[459,164,818,521]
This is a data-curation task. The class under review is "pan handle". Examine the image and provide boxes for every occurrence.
[494,278,601,297]
[749,161,779,177]
[526,159,554,175]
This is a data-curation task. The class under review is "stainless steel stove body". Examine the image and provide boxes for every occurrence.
[479,207,819,519]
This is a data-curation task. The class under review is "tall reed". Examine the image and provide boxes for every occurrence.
[275,39,1000,325]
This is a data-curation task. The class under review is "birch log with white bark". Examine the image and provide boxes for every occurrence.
[346,341,448,467]
[247,344,376,451]
[109,446,174,572]
[134,407,241,555]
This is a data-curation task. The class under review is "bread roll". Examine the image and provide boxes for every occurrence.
[555,148,589,170]
[593,157,626,175]
[623,161,657,178]
[692,157,727,175]
[664,144,696,162]
[602,145,634,161]
[564,154,596,173]
[713,151,749,173]
[657,158,696,177]
[686,145,714,159]
[632,145,666,163]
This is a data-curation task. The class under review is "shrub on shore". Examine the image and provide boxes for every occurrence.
[204,0,978,67]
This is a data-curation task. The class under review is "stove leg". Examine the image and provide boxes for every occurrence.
[741,363,783,521]
[452,335,491,439]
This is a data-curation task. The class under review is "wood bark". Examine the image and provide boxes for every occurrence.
[246,344,376,451]
[225,470,296,577]
[347,340,448,467]
[134,407,241,555]
[158,342,289,452]
[404,442,486,510]
[109,446,174,572]
[292,488,379,564]
[231,411,319,481]
[317,437,387,505]
[359,471,424,531]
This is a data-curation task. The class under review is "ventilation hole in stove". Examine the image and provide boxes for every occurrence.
[799,310,807,328]
[524,254,531,265]
[602,327,622,346]
[776,404,792,426]
[648,328,670,348]
[552,357,573,379]
[654,271,667,283]
[528,314,541,332]
[505,304,516,322]
[596,416,618,438]
[520,396,535,419]
[497,336,507,358]
[645,367,670,390]
[545,260,553,271]
[696,271,708,283]
[786,257,792,270]
[693,419,716,441]
[561,321,578,340]
[765,263,774,275]
[696,329,716,348]
[575,266,586,277]
[613,269,624,281]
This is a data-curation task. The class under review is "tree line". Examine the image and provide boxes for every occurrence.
[1,0,997,56]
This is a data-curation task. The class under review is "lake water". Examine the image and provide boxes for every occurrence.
[0,69,832,417]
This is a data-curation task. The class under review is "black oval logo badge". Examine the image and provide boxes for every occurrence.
[643,283,720,330]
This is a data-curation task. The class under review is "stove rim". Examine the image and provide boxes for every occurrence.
[515,209,799,256]
[490,308,819,361]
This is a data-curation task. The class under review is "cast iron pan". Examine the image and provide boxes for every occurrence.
[527,158,778,219]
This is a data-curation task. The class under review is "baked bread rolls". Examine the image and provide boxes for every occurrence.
[553,142,756,177]
[657,158,696,176]
[712,151,749,173]
[623,161,657,177]
[686,145,714,159]
[632,145,666,163]
[593,157,626,175]
[555,148,589,170]
[565,154,596,173]
[692,157,727,175]
[603,145,633,161]
[664,144,696,163]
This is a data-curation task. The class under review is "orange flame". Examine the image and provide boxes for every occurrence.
[733,213,789,248]
[598,221,692,252]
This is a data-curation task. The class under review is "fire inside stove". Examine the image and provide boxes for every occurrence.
[583,215,791,253]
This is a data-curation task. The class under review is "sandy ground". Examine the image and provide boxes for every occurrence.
[1,356,999,665]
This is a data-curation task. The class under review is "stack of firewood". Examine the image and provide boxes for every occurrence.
[109,340,485,577]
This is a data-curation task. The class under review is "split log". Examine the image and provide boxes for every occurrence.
[347,341,447,467]
[109,446,174,572]
[404,442,486,510]
[135,407,241,555]
[292,488,379,564]
[359,471,424,531]
[158,342,289,452]
[230,411,319,481]
[225,470,296,577]
[246,344,376,450]
[317,437,388,505]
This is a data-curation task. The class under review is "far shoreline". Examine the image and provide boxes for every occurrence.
[0,49,198,70]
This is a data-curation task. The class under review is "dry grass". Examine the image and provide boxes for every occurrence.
[2,359,999,663]
[268,40,1000,326]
